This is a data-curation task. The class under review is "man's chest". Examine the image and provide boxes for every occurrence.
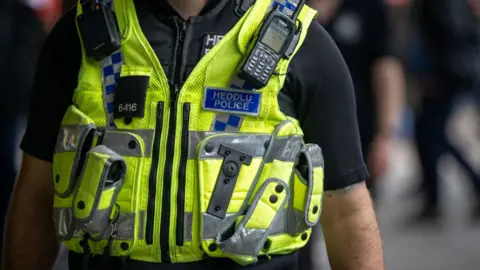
[134,0,240,84]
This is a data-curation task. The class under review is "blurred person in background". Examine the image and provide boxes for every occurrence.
[299,0,405,269]
[412,0,480,221]
[310,0,406,198]
[0,0,48,253]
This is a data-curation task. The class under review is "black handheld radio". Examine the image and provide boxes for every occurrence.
[77,0,122,61]
[237,1,305,89]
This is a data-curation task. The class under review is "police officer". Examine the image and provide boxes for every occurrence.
[3,0,384,270]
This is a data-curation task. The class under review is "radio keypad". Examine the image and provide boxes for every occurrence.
[246,45,278,84]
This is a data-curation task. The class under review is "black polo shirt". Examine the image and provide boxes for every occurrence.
[21,0,369,269]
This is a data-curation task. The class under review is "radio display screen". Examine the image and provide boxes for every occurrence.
[260,18,291,54]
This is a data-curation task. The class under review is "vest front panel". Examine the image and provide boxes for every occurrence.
[52,0,324,265]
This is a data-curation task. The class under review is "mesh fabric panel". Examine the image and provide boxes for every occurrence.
[73,83,107,127]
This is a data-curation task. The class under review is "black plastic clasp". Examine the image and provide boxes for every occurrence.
[284,21,302,59]
[207,145,253,219]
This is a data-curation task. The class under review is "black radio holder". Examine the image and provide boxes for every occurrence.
[77,0,121,61]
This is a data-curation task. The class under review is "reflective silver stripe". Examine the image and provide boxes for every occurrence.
[84,211,136,240]
[55,126,154,157]
[54,208,136,241]
[54,208,76,240]
[303,144,323,227]
[222,228,265,256]
[264,136,303,163]
[201,208,310,241]
[185,212,193,242]
[115,212,136,240]
[286,208,309,236]
[55,124,96,153]
[138,210,146,240]
[189,131,216,159]
[202,213,237,240]
[103,129,154,157]
[303,143,324,168]
[217,178,290,257]
[231,207,308,237]
[198,134,271,159]
[268,208,287,235]
[194,132,302,161]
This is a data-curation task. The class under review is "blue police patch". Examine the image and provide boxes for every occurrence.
[203,87,261,116]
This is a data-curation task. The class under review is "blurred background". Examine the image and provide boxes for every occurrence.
[1,0,480,269]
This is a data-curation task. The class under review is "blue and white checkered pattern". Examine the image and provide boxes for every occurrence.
[97,0,124,128]
[213,114,244,132]
[270,0,300,17]
[101,51,123,127]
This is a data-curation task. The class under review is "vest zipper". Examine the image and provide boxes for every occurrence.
[160,84,179,262]
[176,103,190,246]
[160,18,189,262]
[145,102,164,245]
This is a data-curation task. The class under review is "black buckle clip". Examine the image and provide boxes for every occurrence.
[284,20,302,59]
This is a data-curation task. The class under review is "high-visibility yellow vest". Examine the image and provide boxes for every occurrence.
[52,0,324,265]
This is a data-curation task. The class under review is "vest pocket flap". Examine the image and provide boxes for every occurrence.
[113,65,153,120]
[102,130,150,157]
[73,145,126,237]
[216,179,289,265]
[300,144,324,227]
[54,105,97,197]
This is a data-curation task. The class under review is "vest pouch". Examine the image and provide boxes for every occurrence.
[53,105,97,198]
[69,130,148,257]
[288,144,324,236]
[53,105,98,241]
[73,145,127,239]
[215,178,290,266]
[198,120,303,263]
[197,133,269,251]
